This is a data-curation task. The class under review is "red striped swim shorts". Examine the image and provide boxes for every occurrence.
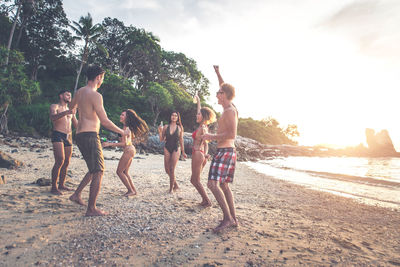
[208,147,237,183]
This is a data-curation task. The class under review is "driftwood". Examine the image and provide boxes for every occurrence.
[0,103,9,135]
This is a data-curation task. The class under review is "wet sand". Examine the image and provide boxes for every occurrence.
[1,136,400,266]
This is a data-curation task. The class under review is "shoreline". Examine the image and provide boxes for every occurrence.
[1,137,400,265]
[246,158,400,211]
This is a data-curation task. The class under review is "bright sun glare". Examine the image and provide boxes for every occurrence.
[206,15,400,150]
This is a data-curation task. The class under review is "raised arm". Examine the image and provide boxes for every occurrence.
[49,104,74,122]
[214,65,224,86]
[93,93,124,135]
[195,94,201,114]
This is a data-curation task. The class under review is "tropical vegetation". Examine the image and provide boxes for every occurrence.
[0,0,298,145]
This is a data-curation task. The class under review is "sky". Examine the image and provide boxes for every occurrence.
[63,0,400,149]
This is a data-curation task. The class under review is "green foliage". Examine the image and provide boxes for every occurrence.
[99,72,148,117]
[8,102,52,136]
[145,82,172,126]
[238,117,298,145]
[0,14,11,46]
[97,72,155,133]
[160,80,197,130]
[0,46,40,106]
[161,50,210,97]
[71,12,107,92]
[0,6,298,147]
[17,0,73,81]
[93,17,162,91]
[94,18,209,98]
[162,80,192,108]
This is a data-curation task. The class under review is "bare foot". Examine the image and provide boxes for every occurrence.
[85,208,109,216]
[124,191,137,197]
[69,194,85,206]
[213,219,235,233]
[233,218,240,228]
[199,200,212,207]
[50,188,63,195]
[59,186,73,191]
[173,185,180,191]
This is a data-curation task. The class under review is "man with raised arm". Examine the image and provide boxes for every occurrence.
[49,90,78,195]
[69,65,124,216]
[202,65,239,232]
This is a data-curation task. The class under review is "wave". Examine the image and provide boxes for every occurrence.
[276,166,400,188]
[247,160,400,208]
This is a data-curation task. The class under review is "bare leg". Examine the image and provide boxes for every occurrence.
[51,142,64,195]
[69,172,92,206]
[116,149,135,196]
[207,180,235,232]
[202,157,208,169]
[124,156,137,196]
[86,171,108,216]
[220,182,238,226]
[170,148,181,192]
[191,151,211,206]
[59,145,73,191]
[163,148,173,193]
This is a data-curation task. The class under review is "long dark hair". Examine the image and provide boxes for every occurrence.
[124,109,149,138]
[169,111,184,132]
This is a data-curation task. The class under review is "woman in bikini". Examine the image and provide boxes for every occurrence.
[102,109,149,197]
[191,95,216,207]
[158,111,187,193]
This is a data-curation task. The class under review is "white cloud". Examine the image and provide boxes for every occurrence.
[322,0,400,62]
[119,0,161,10]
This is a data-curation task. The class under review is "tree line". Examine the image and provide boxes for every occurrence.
[0,0,298,145]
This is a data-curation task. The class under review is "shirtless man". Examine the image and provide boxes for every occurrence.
[49,90,78,195]
[68,65,124,216]
[203,65,238,233]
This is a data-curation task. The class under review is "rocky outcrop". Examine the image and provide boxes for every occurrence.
[365,129,399,157]
[2,128,399,167]
[144,132,282,161]
[141,132,393,161]
[0,151,23,169]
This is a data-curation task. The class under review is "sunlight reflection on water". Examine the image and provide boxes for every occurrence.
[246,157,400,209]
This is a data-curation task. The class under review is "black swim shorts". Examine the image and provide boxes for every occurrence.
[51,131,72,147]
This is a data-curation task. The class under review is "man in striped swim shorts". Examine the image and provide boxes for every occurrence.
[203,65,238,233]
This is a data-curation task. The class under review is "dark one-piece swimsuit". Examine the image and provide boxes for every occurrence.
[165,124,180,154]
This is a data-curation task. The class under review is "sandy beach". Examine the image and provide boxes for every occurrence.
[1,136,400,266]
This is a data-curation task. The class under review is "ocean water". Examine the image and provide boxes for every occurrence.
[245,156,400,209]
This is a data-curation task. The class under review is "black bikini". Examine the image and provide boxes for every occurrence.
[165,125,180,154]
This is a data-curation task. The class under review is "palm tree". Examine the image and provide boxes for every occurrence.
[5,0,35,68]
[70,13,107,93]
